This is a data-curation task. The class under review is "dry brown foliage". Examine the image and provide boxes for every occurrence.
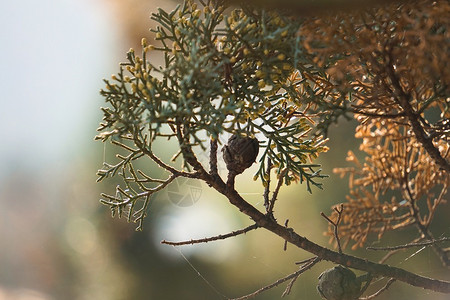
[301,0,450,265]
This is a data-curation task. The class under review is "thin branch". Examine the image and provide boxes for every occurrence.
[177,123,210,176]
[268,169,287,215]
[385,48,450,172]
[134,193,151,231]
[161,224,258,246]
[350,109,405,119]
[321,204,344,254]
[282,257,320,297]
[349,104,405,119]
[358,274,373,298]
[230,257,320,300]
[96,145,144,182]
[135,135,198,178]
[210,137,219,177]
[263,158,272,213]
[377,237,423,265]
[360,278,396,300]
[283,219,289,251]
[402,173,450,267]
[281,274,300,298]
[111,138,139,152]
[126,164,155,192]
[295,257,318,265]
[136,169,168,183]
[100,173,178,215]
[424,182,448,227]
[367,238,450,251]
[379,249,404,264]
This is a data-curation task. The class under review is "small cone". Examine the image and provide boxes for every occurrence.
[222,135,259,175]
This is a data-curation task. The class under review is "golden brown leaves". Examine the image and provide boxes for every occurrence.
[313,1,450,250]
[329,116,449,249]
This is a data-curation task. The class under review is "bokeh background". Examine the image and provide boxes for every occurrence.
[0,0,448,299]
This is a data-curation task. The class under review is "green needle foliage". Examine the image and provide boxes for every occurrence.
[96,0,331,227]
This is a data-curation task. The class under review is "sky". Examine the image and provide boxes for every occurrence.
[0,0,118,176]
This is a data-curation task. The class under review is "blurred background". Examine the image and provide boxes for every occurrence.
[0,0,448,299]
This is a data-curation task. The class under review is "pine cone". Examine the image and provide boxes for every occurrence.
[317,266,361,300]
[222,135,259,175]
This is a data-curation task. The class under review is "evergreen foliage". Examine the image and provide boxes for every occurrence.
[95,0,449,298]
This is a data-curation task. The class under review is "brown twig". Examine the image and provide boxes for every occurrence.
[283,219,289,251]
[263,158,272,213]
[295,257,318,265]
[360,278,396,300]
[161,224,258,246]
[282,257,320,297]
[230,257,320,300]
[358,274,373,298]
[176,123,210,175]
[367,237,450,251]
[134,134,199,178]
[402,173,450,267]
[350,106,405,119]
[321,204,344,254]
[268,169,287,216]
[209,137,219,177]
